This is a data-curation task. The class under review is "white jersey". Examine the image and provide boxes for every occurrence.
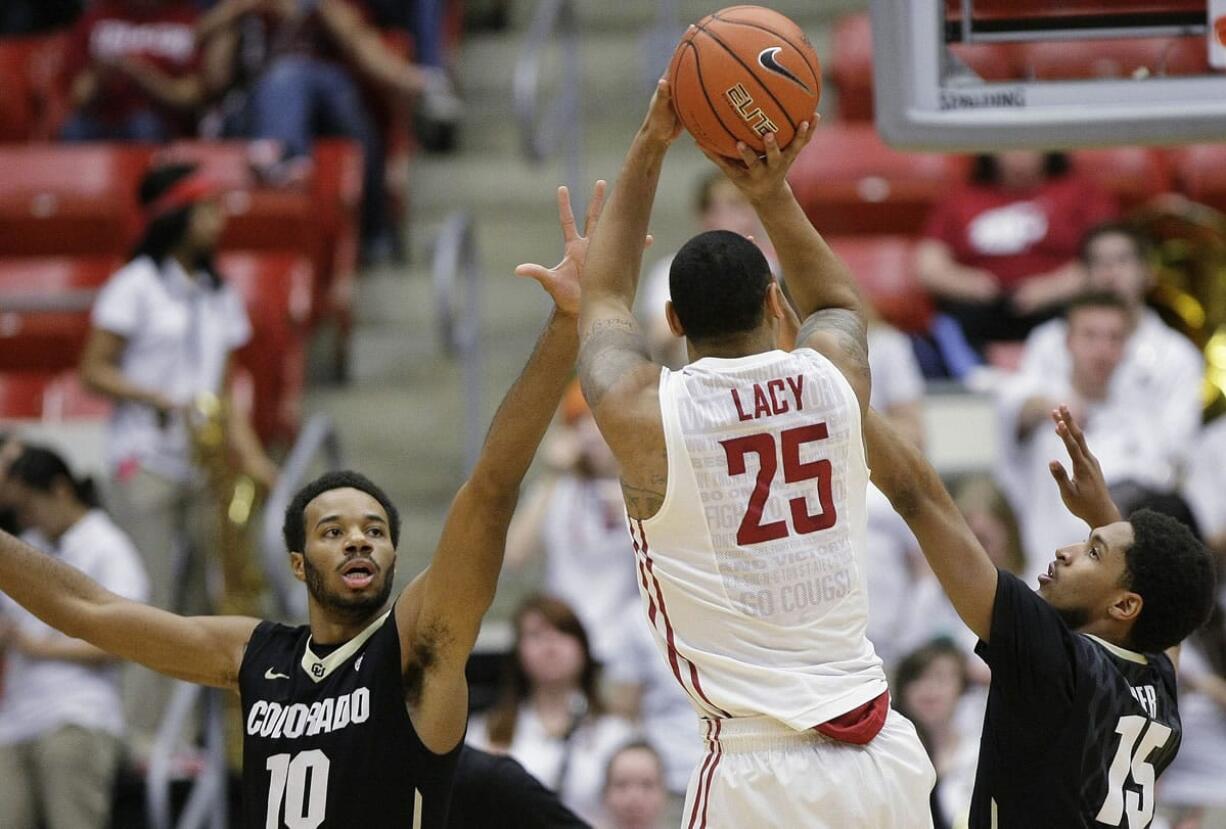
[632,348,886,730]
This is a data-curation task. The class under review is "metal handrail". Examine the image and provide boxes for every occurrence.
[262,412,343,620]
[432,211,483,472]
[513,0,582,202]
[146,682,228,829]
[0,290,97,313]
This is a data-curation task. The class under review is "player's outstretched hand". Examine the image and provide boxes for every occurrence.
[638,78,683,148]
[701,113,818,206]
[1049,405,1122,529]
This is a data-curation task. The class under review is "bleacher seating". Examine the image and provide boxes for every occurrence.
[1069,147,1172,211]
[1169,144,1226,214]
[0,145,151,256]
[0,256,118,372]
[788,124,965,236]
[826,236,933,334]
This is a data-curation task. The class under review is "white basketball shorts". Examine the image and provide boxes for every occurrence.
[679,709,936,828]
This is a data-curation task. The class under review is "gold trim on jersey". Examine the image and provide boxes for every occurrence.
[301,611,390,683]
[1084,634,1148,665]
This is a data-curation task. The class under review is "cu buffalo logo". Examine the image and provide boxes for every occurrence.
[311,663,325,678]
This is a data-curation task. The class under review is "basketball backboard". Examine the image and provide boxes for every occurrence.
[870,0,1226,150]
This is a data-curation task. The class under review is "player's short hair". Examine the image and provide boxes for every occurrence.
[669,230,773,343]
[1123,508,1216,653]
[1079,221,1153,265]
[282,470,402,553]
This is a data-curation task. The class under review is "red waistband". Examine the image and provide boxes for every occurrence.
[812,690,890,745]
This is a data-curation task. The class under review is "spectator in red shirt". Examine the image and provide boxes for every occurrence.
[59,0,229,142]
[915,151,1117,358]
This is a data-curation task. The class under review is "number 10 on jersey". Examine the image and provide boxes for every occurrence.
[721,424,837,545]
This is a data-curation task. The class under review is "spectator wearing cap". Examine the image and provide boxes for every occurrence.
[78,162,276,748]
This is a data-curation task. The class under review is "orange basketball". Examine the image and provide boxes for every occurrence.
[667,5,821,158]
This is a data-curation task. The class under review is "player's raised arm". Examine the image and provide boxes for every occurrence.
[1048,404,1123,530]
[577,80,678,419]
[394,184,600,749]
[704,123,872,410]
[0,529,257,689]
[865,408,999,640]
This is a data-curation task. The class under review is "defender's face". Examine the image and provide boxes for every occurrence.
[296,488,397,613]
[1037,521,1135,624]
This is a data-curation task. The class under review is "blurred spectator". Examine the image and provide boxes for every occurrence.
[0,445,149,829]
[1017,223,1203,472]
[893,639,982,829]
[197,0,455,259]
[78,162,276,745]
[635,170,776,367]
[604,603,702,803]
[59,0,229,142]
[868,321,926,449]
[0,0,83,35]
[916,151,1117,358]
[504,383,640,667]
[602,741,669,829]
[1186,416,1226,555]
[995,292,1182,581]
[468,596,636,826]
[0,434,25,536]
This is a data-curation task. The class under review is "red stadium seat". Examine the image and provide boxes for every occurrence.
[219,251,314,445]
[0,371,110,421]
[0,145,151,257]
[831,13,1016,121]
[1169,144,1226,214]
[1069,147,1171,211]
[826,236,933,334]
[788,125,966,236]
[1017,37,1210,80]
[310,139,362,327]
[0,257,119,372]
[0,33,71,142]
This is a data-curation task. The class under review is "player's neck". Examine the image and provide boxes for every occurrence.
[306,602,387,645]
[1075,617,1133,650]
[688,328,776,362]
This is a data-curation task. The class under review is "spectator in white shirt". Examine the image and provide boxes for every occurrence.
[996,292,1180,582]
[0,445,149,829]
[1184,415,1226,556]
[504,382,641,668]
[78,162,277,745]
[1017,222,1203,471]
[468,595,636,826]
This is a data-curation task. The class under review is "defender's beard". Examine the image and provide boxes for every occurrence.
[303,555,396,622]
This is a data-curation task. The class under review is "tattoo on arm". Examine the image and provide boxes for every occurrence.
[796,308,870,382]
[578,317,652,408]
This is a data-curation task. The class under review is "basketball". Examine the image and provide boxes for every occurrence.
[667,5,822,158]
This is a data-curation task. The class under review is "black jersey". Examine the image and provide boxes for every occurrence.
[970,571,1181,829]
[238,610,462,828]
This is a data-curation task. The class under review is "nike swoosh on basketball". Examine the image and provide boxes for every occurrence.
[757,46,811,93]
[265,668,291,680]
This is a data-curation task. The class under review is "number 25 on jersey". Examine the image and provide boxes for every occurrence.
[721,423,837,545]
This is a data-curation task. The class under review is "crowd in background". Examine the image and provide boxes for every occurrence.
[1,5,1225,829]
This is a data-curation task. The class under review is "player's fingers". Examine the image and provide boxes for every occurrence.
[1059,404,1093,461]
[763,131,782,166]
[785,119,814,161]
[514,263,552,282]
[556,186,578,242]
[735,141,759,169]
[583,179,608,236]
[1049,460,1072,492]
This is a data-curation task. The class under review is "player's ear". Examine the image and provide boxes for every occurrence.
[288,551,306,583]
[665,300,686,338]
[1107,589,1142,625]
[765,281,786,322]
